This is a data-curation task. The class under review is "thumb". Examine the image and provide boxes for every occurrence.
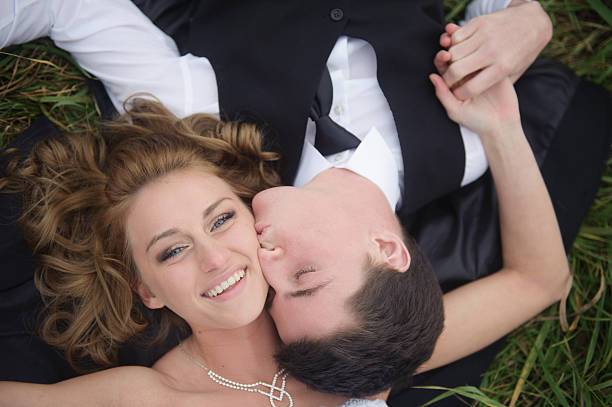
[429,74,461,120]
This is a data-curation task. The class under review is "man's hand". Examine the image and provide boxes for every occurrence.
[434,1,552,100]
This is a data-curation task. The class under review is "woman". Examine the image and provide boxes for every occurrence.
[0,58,570,406]
[0,99,347,406]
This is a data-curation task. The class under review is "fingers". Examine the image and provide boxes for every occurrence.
[451,19,479,45]
[438,22,483,88]
[453,64,502,100]
[448,34,482,62]
[434,50,452,75]
[440,32,452,48]
[442,48,487,88]
[440,23,460,48]
[429,73,461,120]
[445,23,460,36]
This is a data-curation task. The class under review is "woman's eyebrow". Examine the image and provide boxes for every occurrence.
[145,197,232,252]
[203,196,232,218]
[146,228,180,253]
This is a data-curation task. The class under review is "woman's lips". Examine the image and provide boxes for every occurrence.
[202,267,248,302]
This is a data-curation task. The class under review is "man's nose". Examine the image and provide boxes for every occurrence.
[257,245,287,284]
[258,244,284,263]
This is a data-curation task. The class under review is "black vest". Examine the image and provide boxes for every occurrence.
[177,0,465,213]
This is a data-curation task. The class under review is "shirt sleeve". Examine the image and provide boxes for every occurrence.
[462,0,513,23]
[0,0,219,118]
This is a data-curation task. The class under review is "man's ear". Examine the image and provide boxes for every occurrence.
[136,282,165,309]
[371,231,411,272]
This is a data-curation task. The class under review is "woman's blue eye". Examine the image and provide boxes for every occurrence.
[160,246,187,262]
[211,211,235,231]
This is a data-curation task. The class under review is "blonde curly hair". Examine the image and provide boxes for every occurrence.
[0,99,279,370]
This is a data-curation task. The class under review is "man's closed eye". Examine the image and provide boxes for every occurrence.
[289,280,331,298]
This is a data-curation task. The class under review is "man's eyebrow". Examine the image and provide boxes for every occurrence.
[145,197,232,253]
[289,280,332,298]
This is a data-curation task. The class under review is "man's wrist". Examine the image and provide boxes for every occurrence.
[508,1,553,51]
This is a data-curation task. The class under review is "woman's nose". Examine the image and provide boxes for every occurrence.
[198,240,231,273]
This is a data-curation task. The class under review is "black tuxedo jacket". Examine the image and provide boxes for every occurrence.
[133,0,588,289]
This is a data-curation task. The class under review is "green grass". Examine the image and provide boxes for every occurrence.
[1,2,611,406]
[436,2,612,406]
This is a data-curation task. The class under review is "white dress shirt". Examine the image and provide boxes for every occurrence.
[0,0,511,209]
[0,0,219,117]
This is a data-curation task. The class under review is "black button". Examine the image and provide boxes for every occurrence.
[330,8,344,22]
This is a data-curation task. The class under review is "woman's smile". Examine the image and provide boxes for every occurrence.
[203,267,248,301]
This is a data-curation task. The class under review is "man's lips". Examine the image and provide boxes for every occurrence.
[255,223,268,235]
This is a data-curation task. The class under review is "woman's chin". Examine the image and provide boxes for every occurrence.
[195,269,269,330]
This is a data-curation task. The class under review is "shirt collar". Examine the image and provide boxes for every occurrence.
[293,127,400,210]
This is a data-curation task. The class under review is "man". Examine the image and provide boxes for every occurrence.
[131,1,610,404]
[1,0,610,405]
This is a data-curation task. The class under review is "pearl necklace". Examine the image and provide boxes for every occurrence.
[179,342,294,407]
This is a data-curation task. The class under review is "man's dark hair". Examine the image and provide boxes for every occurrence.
[275,233,444,398]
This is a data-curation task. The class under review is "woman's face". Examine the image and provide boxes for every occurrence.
[125,167,268,331]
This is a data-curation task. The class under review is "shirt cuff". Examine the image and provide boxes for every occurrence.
[459,125,489,186]
[462,0,513,24]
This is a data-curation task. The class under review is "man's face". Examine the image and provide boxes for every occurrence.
[252,185,369,343]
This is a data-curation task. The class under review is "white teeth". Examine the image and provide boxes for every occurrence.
[204,269,246,298]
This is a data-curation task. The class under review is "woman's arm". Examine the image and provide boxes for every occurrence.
[0,0,218,117]
[418,75,570,372]
[0,366,170,407]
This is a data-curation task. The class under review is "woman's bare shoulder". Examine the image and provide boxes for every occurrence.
[105,366,180,406]
[82,365,222,406]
